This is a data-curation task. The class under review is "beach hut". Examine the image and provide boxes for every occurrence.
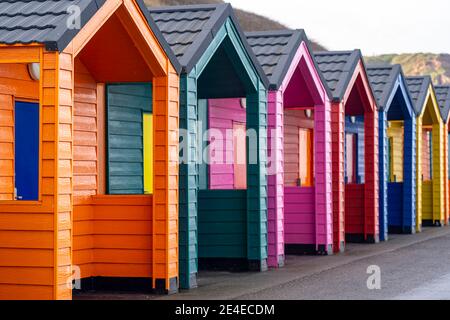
[366,64,416,240]
[244,30,333,263]
[406,76,445,229]
[149,4,269,289]
[0,0,180,299]
[435,85,450,225]
[314,51,379,249]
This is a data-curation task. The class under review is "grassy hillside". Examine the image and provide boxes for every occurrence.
[144,0,326,51]
[365,53,450,85]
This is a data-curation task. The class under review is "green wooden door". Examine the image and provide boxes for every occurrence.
[106,83,152,194]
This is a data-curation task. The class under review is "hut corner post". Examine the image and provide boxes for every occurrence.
[314,99,333,254]
[432,121,445,225]
[331,101,345,253]
[378,111,388,241]
[364,108,379,243]
[178,72,198,290]
[267,89,285,268]
[403,116,417,233]
[416,117,423,232]
[152,67,180,295]
[445,123,449,225]
[246,80,268,272]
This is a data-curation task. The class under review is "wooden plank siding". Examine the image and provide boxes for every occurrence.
[267,90,284,267]
[0,93,14,200]
[331,101,345,252]
[178,18,268,289]
[208,98,246,190]
[283,109,314,186]
[0,49,73,300]
[0,0,180,299]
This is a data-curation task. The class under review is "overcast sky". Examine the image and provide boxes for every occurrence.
[227,0,450,55]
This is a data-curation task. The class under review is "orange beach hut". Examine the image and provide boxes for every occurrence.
[0,0,180,299]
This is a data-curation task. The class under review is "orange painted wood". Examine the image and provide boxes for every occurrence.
[97,83,106,195]
[0,93,14,200]
[74,58,98,198]
[0,0,181,299]
[73,195,153,279]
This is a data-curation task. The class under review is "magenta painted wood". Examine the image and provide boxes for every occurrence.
[268,41,333,264]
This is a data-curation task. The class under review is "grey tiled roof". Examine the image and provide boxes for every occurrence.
[366,63,414,112]
[0,0,181,72]
[314,50,364,101]
[405,76,432,116]
[149,4,269,87]
[245,29,331,97]
[0,0,101,51]
[435,85,450,123]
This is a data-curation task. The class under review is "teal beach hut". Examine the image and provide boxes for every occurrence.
[149,4,269,289]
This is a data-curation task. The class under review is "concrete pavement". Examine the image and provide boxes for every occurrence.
[75,226,450,300]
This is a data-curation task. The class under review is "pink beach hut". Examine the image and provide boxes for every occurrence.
[246,30,334,266]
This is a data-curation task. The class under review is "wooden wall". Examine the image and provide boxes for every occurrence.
[284,187,315,244]
[387,124,404,182]
[283,109,314,186]
[208,98,246,190]
[0,64,40,200]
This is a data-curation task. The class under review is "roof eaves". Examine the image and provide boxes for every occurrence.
[181,3,229,74]
[136,0,182,73]
[46,0,102,52]
[226,4,270,89]
[417,76,432,114]
[333,49,361,101]
[381,65,401,110]
[269,30,302,90]
[398,68,415,112]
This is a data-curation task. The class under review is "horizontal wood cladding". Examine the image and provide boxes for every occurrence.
[74,58,98,198]
[106,83,152,195]
[345,184,365,234]
[284,187,316,244]
[73,195,153,279]
[387,183,404,227]
[198,190,247,259]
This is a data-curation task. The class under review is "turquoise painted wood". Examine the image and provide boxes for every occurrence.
[178,18,268,289]
[198,190,247,258]
[106,83,152,195]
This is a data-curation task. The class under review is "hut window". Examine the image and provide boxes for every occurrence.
[345,133,357,184]
[106,84,152,195]
[14,101,39,201]
[298,128,313,187]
